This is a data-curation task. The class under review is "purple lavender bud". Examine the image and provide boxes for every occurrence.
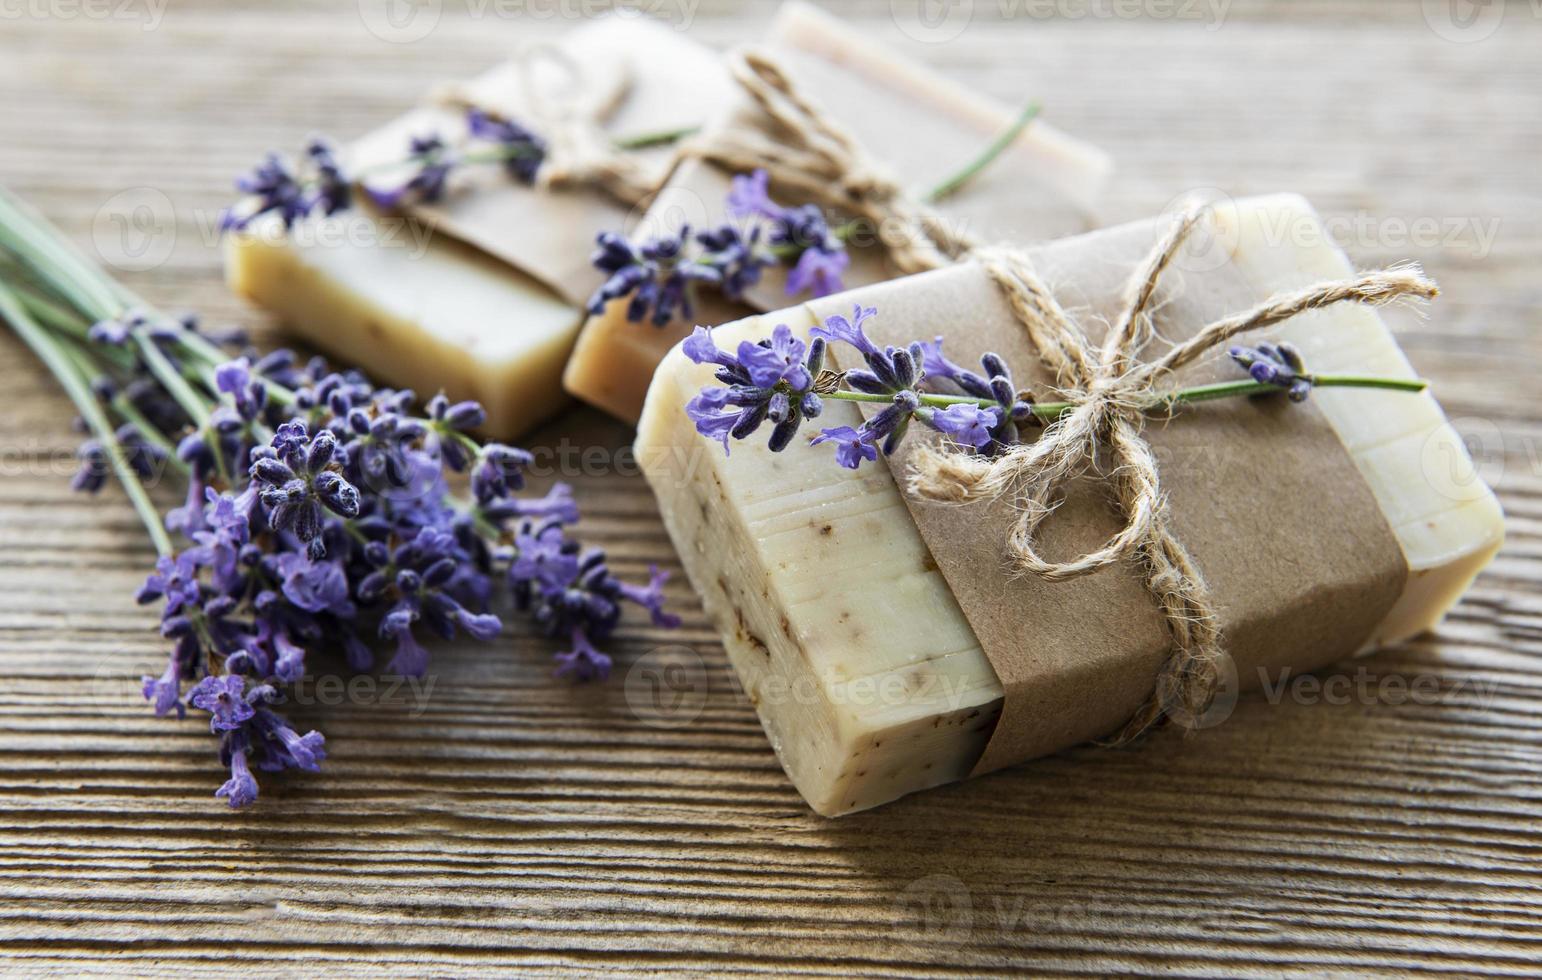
[306,429,337,474]
[215,737,258,809]
[189,674,255,733]
[313,470,360,517]
[70,440,108,493]
[465,108,546,184]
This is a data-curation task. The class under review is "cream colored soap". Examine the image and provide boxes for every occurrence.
[226,210,581,438]
[634,194,1504,816]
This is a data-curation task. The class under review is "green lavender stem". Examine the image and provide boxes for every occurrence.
[0,278,174,556]
[922,99,1043,204]
[824,374,1429,420]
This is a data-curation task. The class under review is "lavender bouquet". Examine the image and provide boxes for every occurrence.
[0,188,677,808]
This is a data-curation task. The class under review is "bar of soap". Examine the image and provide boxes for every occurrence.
[226,209,581,437]
[565,0,1114,423]
[634,194,1504,816]
[224,17,729,440]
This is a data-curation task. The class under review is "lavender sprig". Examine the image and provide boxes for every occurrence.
[586,169,848,327]
[586,96,1047,327]
[221,110,696,231]
[684,305,1431,469]
[0,185,678,809]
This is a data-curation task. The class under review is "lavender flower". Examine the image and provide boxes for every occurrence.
[589,169,850,327]
[466,108,546,184]
[684,306,1030,469]
[365,134,457,210]
[306,138,352,216]
[10,184,680,813]
[221,153,309,231]
[586,227,724,326]
[682,323,825,453]
[1230,341,1314,401]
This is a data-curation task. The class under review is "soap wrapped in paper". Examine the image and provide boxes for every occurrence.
[564,0,1114,422]
[225,16,733,438]
[634,195,1504,815]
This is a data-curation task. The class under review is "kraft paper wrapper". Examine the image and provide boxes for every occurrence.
[802,209,1409,777]
[346,17,733,308]
[565,0,1113,420]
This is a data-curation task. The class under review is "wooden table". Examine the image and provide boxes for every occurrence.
[2,1,1538,974]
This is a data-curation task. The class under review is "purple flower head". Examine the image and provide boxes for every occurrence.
[466,108,546,184]
[619,565,682,628]
[365,134,457,210]
[586,228,721,327]
[306,138,352,216]
[142,655,186,719]
[253,709,326,772]
[787,245,849,298]
[274,551,354,616]
[71,440,107,493]
[928,403,1001,449]
[809,425,879,469]
[216,735,259,808]
[684,323,826,454]
[222,153,309,231]
[811,305,881,358]
[189,674,256,733]
[696,224,773,300]
[554,629,612,682]
[725,169,783,220]
[1230,341,1313,402]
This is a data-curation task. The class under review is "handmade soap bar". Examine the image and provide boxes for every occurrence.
[224,17,730,439]
[634,194,1504,816]
[226,208,580,436]
[564,0,1114,423]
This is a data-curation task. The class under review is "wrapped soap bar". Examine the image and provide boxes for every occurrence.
[634,194,1504,816]
[564,0,1113,422]
[225,17,733,438]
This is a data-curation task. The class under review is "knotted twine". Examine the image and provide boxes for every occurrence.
[692,46,1440,740]
[434,43,657,207]
[683,49,980,274]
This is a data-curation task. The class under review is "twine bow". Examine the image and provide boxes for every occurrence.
[436,44,656,206]
[685,48,979,274]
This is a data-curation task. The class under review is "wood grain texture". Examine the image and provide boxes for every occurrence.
[1,0,1540,975]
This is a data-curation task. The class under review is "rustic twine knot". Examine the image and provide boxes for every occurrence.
[436,43,656,207]
[685,48,979,274]
[909,207,1440,740]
